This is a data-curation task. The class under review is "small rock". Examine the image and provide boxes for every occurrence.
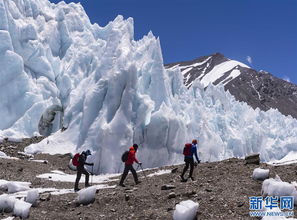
[167,207,174,211]
[40,193,51,201]
[237,201,245,207]
[161,185,176,190]
[205,188,212,192]
[109,192,116,196]
[171,168,178,173]
[77,212,81,215]
[18,167,23,172]
[41,211,47,214]
[245,153,260,165]
[43,160,48,164]
[183,191,196,197]
[168,192,176,199]
[125,194,130,201]
[110,208,116,212]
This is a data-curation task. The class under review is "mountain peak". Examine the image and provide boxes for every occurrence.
[165,54,297,119]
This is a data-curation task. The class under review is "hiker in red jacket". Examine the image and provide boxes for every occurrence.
[74,150,94,192]
[119,144,141,187]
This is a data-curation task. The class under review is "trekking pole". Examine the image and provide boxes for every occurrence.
[136,163,140,171]
[91,165,94,185]
[139,164,149,183]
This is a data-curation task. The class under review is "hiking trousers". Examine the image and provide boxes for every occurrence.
[74,167,89,190]
[181,157,194,178]
[119,164,138,184]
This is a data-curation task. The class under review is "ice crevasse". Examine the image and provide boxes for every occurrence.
[0,0,297,174]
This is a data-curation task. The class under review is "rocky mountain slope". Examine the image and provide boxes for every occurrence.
[165,53,297,119]
[1,138,296,219]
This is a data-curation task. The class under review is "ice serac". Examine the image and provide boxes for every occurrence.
[1,0,297,174]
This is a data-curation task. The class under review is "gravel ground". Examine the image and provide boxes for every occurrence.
[0,138,296,219]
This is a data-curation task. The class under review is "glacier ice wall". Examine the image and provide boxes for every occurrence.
[0,0,297,173]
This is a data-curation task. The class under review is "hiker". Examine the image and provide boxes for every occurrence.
[181,139,200,182]
[119,144,142,187]
[74,149,94,192]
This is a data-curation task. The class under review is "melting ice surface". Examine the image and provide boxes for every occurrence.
[0,0,297,174]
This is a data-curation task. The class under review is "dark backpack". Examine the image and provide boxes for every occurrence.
[121,151,129,162]
[183,143,192,156]
[72,153,80,166]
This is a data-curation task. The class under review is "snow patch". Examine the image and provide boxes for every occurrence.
[6,182,31,194]
[37,170,119,183]
[147,169,171,177]
[252,168,269,181]
[262,176,297,204]
[13,200,32,219]
[173,200,199,220]
[77,186,96,205]
[0,151,19,160]
[200,60,249,87]
[25,189,39,206]
[0,194,15,213]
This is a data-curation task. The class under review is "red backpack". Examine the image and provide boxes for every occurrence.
[72,153,80,166]
[183,143,192,156]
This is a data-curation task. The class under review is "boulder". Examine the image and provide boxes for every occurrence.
[245,154,260,165]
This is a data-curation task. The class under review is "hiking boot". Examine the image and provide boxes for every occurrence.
[119,183,126,187]
[180,175,187,182]
[85,184,91,187]
[74,188,80,192]
[189,176,195,181]
[135,181,141,185]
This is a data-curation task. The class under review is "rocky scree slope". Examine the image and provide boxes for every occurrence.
[1,138,296,219]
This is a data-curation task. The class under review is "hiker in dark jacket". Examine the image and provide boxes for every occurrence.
[74,149,94,192]
[119,144,141,187]
[181,139,200,182]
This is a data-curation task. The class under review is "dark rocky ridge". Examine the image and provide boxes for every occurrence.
[165,53,297,119]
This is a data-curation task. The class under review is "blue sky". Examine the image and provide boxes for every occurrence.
[50,0,297,83]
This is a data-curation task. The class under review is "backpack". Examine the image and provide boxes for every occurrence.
[72,153,80,166]
[183,143,192,156]
[121,151,129,162]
